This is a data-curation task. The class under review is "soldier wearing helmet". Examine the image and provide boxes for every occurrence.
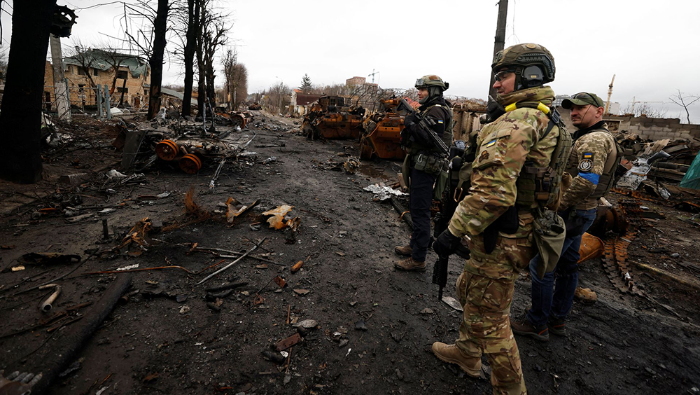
[431,43,569,395]
[394,75,453,271]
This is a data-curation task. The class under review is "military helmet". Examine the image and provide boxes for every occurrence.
[415,75,449,91]
[492,43,555,84]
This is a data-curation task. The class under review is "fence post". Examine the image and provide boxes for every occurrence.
[104,84,112,120]
[96,85,103,120]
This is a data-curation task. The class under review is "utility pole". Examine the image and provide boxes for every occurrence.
[488,0,509,100]
[49,34,71,122]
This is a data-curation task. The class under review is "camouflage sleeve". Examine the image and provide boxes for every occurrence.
[559,132,610,210]
[447,114,536,237]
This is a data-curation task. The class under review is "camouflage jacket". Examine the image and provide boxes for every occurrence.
[448,86,558,238]
[560,122,616,211]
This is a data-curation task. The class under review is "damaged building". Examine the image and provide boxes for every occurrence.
[44,49,150,111]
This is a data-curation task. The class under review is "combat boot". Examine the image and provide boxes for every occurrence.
[394,257,426,271]
[548,316,567,336]
[431,342,481,378]
[511,318,549,342]
[394,245,413,257]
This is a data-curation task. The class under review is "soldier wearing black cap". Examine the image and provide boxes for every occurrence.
[512,92,621,341]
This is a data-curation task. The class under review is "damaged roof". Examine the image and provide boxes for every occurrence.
[63,49,149,78]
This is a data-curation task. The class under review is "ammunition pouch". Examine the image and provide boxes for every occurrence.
[414,153,447,176]
[532,208,566,279]
[516,164,555,207]
[483,205,519,254]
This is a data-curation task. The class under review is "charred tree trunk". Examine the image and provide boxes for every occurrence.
[147,0,169,120]
[196,48,206,117]
[206,63,216,108]
[181,0,198,117]
[195,7,206,117]
[0,0,57,183]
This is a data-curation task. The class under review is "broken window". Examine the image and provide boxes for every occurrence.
[116,70,129,80]
[93,68,99,76]
[117,87,129,93]
[78,67,86,76]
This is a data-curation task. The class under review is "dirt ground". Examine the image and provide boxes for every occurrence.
[1,113,700,395]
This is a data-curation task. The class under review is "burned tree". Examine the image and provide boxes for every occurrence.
[222,47,247,111]
[195,1,229,115]
[669,89,700,124]
[121,0,172,119]
[180,0,199,116]
[67,41,101,90]
[0,1,71,183]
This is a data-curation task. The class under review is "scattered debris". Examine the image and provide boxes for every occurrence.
[293,319,318,329]
[262,205,301,230]
[38,284,62,313]
[364,183,407,201]
[275,333,302,351]
[18,253,81,265]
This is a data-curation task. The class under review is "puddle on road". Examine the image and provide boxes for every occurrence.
[358,164,390,180]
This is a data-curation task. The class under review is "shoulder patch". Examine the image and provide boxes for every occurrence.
[578,158,593,172]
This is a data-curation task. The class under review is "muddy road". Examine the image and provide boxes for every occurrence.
[1,113,699,394]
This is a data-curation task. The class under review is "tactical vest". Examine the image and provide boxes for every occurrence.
[565,127,622,200]
[510,102,572,210]
[406,103,453,156]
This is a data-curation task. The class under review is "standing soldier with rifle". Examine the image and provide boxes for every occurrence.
[394,75,453,272]
[431,43,571,395]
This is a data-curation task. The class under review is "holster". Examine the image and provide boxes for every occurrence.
[483,205,519,254]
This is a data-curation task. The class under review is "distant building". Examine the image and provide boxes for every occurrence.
[346,76,366,86]
[291,89,322,117]
[47,49,151,110]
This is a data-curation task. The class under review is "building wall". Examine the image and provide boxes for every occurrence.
[627,117,700,140]
[56,64,150,109]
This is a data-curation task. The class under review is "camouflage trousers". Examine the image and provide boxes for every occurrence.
[455,232,535,395]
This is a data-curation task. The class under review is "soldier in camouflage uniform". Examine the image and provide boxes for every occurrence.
[395,75,452,271]
[512,92,619,340]
[431,43,561,395]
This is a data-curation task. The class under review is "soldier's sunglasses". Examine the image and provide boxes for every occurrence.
[493,70,515,82]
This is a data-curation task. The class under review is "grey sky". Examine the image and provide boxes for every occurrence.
[3,0,699,121]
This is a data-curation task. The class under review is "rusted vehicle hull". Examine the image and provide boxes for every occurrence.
[300,96,364,140]
[360,114,405,160]
[359,98,406,160]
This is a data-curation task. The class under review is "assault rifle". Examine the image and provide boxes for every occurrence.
[396,98,450,156]
[431,141,472,299]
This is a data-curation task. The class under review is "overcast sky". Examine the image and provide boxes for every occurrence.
[3,0,700,121]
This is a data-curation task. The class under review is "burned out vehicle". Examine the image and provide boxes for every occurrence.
[359,98,406,160]
[301,96,365,140]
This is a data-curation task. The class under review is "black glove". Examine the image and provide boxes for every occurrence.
[433,229,462,257]
[404,113,418,127]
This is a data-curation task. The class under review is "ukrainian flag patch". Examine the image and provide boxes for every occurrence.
[437,120,444,124]
[485,139,497,147]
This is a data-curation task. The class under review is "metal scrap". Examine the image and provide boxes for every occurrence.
[39,284,62,313]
